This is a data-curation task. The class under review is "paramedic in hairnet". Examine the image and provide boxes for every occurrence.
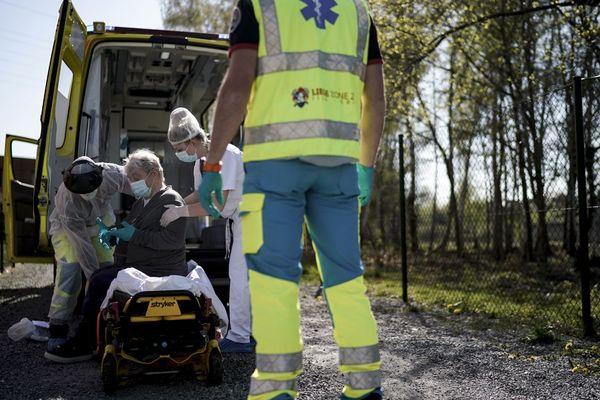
[46,156,132,353]
[160,107,253,353]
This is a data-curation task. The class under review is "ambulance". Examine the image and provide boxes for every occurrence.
[2,0,231,298]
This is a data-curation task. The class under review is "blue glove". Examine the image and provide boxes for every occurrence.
[198,171,224,219]
[111,221,136,241]
[96,217,112,250]
[357,164,375,207]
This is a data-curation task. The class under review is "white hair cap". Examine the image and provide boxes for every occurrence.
[168,107,207,145]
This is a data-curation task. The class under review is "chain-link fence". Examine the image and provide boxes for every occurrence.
[582,76,600,336]
[397,76,600,337]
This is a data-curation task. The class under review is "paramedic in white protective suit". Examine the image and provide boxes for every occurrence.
[160,107,253,353]
[46,156,132,352]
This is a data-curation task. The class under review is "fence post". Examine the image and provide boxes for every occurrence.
[573,76,595,337]
[399,134,408,303]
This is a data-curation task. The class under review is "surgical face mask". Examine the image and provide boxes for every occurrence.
[80,189,98,201]
[130,179,151,199]
[175,150,198,163]
[175,141,198,163]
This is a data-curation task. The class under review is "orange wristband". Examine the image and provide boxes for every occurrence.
[202,162,222,173]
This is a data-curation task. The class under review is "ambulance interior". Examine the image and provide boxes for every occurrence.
[75,42,229,244]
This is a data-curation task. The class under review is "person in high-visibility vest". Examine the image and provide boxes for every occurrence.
[198,1,386,399]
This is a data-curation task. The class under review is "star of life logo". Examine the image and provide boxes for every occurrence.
[300,0,339,30]
[292,87,309,107]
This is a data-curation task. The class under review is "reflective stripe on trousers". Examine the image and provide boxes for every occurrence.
[48,230,113,323]
[249,351,303,399]
[339,344,380,366]
[346,370,381,391]
[48,261,83,324]
[250,379,297,397]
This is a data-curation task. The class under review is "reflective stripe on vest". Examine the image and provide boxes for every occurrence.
[257,0,368,79]
[256,352,303,373]
[346,370,382,390]
[243,0,370,161]
[250,377,297,396]
[258,51,366,80]
[339,344,381,366]
[245,120,358,144]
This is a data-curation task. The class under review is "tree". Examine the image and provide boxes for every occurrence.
[161,0,234,33]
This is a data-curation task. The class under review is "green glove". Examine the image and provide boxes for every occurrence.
[111,221,135,241]
[96,217,112,250]
[198,171,224,219]
[357,164,375,207]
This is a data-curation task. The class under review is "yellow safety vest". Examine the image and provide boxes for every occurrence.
[244,0,371,162]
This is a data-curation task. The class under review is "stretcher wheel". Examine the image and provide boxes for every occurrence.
[101,355,119,394]
[206,348,223,386]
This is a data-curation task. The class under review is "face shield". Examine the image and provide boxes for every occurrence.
[63,156,103,195]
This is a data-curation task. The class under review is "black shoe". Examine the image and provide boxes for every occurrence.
[44,337,93,363]
[340,388,383,400]
[47,323,69,352]
[362,393,382,400]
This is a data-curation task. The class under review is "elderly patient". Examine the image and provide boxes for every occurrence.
[45,149,188,363]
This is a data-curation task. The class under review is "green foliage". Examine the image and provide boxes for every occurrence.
[361,1,600,268]
[301,261,321,285]
[564,341,600,376]
[524,324,557,344]
[161,0,234,33]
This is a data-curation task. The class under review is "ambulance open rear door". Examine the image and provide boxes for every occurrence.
[34,0,87,252]
[2,136,53,264]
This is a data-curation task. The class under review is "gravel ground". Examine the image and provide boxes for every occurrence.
[1,263,599,400]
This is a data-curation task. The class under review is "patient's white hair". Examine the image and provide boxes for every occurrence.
[124,149,164,182]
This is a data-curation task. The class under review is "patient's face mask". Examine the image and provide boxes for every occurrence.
[175,141,198,163]
[80,189,98,201]
[130,178,151,199]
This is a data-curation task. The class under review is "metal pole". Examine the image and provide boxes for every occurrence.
[573,76,594,337]
[399,134,408,303]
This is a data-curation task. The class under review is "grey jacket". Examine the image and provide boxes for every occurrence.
[114,186,187,277]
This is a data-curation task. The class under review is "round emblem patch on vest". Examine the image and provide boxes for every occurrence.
[292,87,309,108]
[229,6,242,33]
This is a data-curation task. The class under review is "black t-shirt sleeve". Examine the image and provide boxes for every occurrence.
[228,0,259,56]
[367,16,383,65]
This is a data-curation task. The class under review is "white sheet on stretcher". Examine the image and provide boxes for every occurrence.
[100,260,228,336]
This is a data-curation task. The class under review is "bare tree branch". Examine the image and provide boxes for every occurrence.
[408,1,581,69]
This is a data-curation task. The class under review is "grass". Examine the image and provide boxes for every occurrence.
[301,248,598,337]
[362,268,587,336]
[524,324,558,345]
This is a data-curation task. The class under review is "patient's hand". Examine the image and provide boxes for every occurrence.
[111,221,136,241]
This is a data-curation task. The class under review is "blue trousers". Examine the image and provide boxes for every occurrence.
[241,159,381,400]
